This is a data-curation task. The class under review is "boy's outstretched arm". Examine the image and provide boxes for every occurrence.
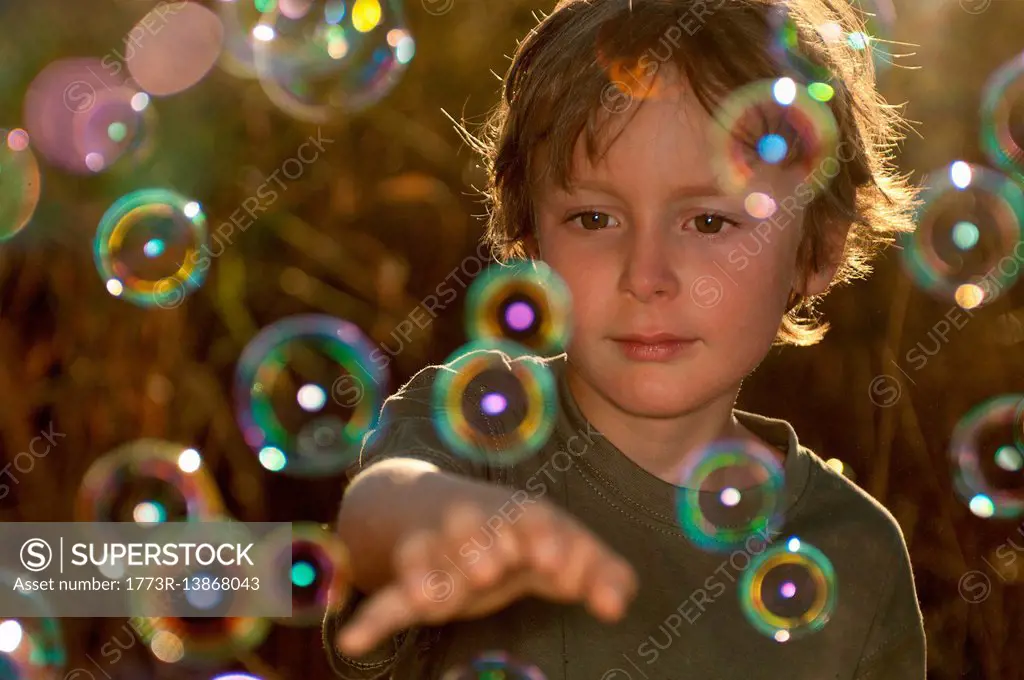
[852,538,927,679]
[332,456,639,659]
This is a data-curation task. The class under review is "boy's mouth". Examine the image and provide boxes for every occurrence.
[609,333,700,362]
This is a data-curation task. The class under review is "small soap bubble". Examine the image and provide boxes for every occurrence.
[23,58,155,175]
[126,2,224,97]
[465,261,573,357]
[675,439,786,552]
[75,439,225,525]
[254,523,350,626]
[951,394,1024,519]
[739,537,837,642]
[93,189,209,309]
[235,315,387,477]
[432,341,558,467]
[251,0,415,121]
[709,78,840,207]
[900,163,1024,309]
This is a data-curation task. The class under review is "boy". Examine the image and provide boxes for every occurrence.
[324,0,926,677]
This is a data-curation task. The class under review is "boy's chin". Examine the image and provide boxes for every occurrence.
[599,368,726,419]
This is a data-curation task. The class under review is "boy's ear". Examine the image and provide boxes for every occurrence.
[523,231,541,259]
[794,219,853,297]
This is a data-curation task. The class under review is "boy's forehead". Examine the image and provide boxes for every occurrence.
[564,76,717,189]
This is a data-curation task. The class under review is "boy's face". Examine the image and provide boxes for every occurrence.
[532,69,838,418]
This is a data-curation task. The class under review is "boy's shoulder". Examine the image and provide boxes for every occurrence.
[382,347,558,411]
[794,437,912,555]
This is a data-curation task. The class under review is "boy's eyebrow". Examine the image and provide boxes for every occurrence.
[564,179,727,200]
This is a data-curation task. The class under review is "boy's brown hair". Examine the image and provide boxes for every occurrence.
[467,0,917,346]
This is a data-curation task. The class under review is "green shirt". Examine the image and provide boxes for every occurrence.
[324,352,926,679]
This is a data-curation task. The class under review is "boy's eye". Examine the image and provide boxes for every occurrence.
[571,211,619,230]
[688,213,738,235]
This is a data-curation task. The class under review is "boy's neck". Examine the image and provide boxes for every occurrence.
[565,363,770,486]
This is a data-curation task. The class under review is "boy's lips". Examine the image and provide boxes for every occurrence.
[611,333,694,344]
[609,333,700,362]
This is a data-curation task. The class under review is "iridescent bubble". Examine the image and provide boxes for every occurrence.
[0,574,65,679]
[739,537,837,642]
[465,261,573,357]
[951,394,1024,519]
[709,78,840,204]
[981,51,1024,182]
[675,439,785,552]
[94,189,209,308]
[254,522,350,626]
[251,0,415,122]
[75,439,225,524]
[900,163,1024,309]
[126,2,225,97]
[235,315,387,477]
[432,340,558,466]
[212,674,265,680]
[23,58,155,175]
[0,129,41,242]
[442,651,547,680]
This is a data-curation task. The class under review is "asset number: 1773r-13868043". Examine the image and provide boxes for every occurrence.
[126,576,260,591]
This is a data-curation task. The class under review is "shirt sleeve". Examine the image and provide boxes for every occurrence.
[852,531,927,679]
[323,362,498,678]
[354,362,501,482]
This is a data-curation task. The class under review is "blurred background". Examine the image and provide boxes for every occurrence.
[0,0,1023,678]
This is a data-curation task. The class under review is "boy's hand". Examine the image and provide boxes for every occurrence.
[335,491,638,657]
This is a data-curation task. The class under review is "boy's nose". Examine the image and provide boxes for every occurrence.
[618,231,680,302]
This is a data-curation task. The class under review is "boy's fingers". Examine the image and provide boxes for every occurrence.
[518,505,569,571]
[544,527,600,602]
[335,584,415,658]
[583,553,637,622]
[492,518,523,567]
